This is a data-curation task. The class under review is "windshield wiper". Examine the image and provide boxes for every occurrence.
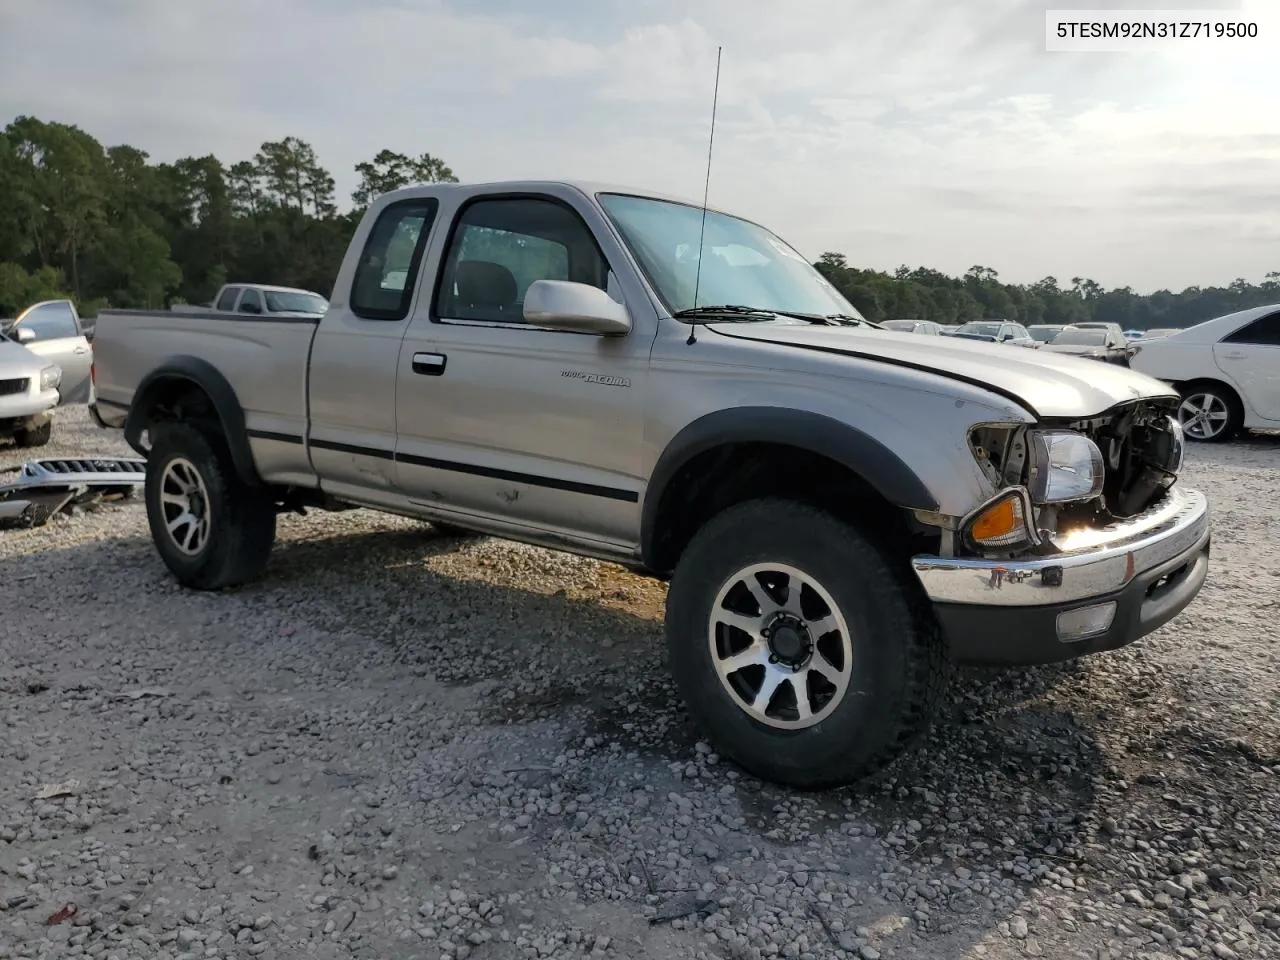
[672,304,779,321]
[823,313,882,328]
[674,304,881,344]
[674,305,782,343]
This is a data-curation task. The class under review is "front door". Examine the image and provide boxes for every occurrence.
[394,192,652,547]
[14,300,92,403]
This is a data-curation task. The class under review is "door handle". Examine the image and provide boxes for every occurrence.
[1220,352,1247,360]
[412,352,447,376]
[73,347,89,355]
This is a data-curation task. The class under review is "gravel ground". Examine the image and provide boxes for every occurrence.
[1,406,1278,960]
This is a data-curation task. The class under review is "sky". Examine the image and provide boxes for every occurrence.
[1,0,1277,293]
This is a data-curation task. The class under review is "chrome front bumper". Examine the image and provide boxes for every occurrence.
[911,486,1209,606]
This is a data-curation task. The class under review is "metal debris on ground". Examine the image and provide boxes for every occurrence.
[0,456,144,528]
[35,780,82,800]
[647,893,716,925]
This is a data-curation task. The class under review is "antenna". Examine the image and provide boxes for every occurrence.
[687,45,723,346]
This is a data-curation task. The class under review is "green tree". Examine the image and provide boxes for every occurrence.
[352,148,459,207]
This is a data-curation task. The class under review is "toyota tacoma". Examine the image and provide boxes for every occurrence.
[88,181,1210,788]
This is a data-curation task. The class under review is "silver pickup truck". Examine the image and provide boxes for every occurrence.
[89,180,1210,788]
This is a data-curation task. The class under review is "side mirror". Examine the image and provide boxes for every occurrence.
[16,327,35,343]
[523,280,631,335]
[240,302,262,314]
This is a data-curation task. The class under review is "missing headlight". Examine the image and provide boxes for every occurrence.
[1109,414,1183,516]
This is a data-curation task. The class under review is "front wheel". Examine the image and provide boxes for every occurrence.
[664,498,948,789]
[144,423,277,590]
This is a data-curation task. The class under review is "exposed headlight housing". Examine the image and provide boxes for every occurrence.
[1155,415,1184,474]
[1026,429,1104,503]
[40,365,62,391]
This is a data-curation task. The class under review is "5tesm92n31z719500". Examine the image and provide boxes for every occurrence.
[89,180,1210,788]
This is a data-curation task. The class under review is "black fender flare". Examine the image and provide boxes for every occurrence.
[123,355,263,487]
[640,407,939,566]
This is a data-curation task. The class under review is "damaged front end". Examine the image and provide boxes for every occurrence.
[964,397,1185,557]
[0,457,145,529]
[913,396,1208,665]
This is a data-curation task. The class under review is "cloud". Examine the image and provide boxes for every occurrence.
[1,0,1278,292]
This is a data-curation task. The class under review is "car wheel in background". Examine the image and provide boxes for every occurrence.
[1177,382,1242,443]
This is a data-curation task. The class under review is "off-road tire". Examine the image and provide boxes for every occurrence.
[145,422,277,590]
[664,497,948,789]
[14,419,52,448]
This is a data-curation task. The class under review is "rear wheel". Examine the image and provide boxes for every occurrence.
[145,422,277,590]
[664,497,948,789]
[1177,383,1241,443]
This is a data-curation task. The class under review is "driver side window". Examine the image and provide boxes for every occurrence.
[434,197,608,325]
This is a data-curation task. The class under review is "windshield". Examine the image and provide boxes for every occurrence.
[597,193,864,320]
[1028,327,1061,342]
[264,291,328,314]
[958,321,1003,337]
[1052,329,1107,346]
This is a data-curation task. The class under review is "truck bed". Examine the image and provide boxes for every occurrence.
[91,308,321,488]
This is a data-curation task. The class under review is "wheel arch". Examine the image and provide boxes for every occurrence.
[1170,376,1244,408]
[640,407,941,574]
[123,356,262,487]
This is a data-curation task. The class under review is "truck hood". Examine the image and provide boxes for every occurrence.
[0,337,44,377]
[707,322,1175,419]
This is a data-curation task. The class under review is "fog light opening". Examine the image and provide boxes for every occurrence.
[1056,601,1117,643]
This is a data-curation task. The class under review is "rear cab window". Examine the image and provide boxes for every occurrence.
[216,287,242,311]
[350,198,440,320]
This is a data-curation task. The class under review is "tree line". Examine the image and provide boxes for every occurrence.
[814,255,1280,331]
[1,114,1276,330]
[0,116,456,317]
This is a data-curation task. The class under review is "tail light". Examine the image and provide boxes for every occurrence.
[90,361,95,385]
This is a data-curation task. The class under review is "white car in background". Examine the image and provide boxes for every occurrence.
[2,299,93,404]
[1128,303,1280,442]
[0,328,61,447]
[880,319,943,335]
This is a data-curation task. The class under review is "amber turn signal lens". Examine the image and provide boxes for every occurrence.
[968,493,1029,548]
